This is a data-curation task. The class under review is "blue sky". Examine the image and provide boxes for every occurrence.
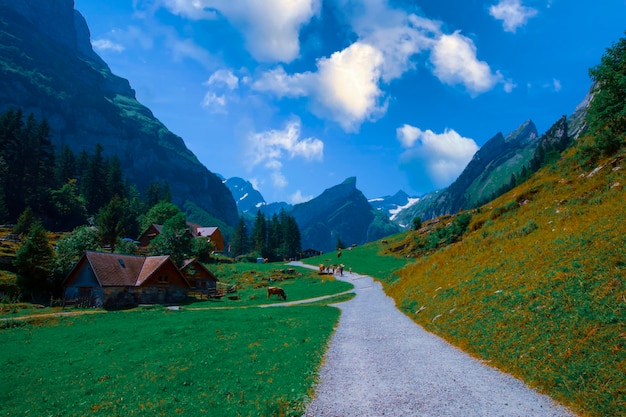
[74,0,625,203]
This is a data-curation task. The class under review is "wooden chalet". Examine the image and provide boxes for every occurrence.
[137,224,163,248]
[193,226,225,252]
[180,258,218,291]
[63,251,190,308]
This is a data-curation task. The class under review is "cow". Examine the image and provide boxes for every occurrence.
[267,286,287,300]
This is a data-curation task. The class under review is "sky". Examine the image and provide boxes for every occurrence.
[74,0,626,204]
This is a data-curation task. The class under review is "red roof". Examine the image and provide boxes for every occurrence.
[81,251,186,287]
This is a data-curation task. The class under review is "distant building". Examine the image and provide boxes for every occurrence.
[302,248,323,258]
[193,226,225,252]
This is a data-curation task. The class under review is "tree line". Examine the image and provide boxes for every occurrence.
[230,209,301,262]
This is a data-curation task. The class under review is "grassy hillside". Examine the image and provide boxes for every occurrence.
[305,144,625,417]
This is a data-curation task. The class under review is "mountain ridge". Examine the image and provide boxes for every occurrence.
[0,0,239,227]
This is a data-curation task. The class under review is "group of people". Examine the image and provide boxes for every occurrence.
[318,263,351,276]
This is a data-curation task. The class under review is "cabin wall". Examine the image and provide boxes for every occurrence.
[64,264,105,307]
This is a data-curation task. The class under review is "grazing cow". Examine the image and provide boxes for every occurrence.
[267,286,287,300]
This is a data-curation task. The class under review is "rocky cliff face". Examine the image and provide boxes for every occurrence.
[0,0,239,226]
[290,177,400,252]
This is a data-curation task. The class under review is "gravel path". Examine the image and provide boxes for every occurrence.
[289,262,576,417]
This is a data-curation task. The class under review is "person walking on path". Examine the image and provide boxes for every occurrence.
[289,261,576,417]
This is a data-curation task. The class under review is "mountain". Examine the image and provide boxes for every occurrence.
[368,191,420,226]
[290,177,401,252]
[223,177,293,218]
[0,0,238,227]
[223,177,266,214]
[393,119,541,225]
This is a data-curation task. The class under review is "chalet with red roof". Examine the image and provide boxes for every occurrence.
[63,251,190,308]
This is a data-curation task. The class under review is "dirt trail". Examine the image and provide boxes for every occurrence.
[288,261,576,417]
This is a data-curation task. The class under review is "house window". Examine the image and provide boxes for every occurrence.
[158,275,169,283]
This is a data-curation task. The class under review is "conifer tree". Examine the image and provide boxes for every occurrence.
[230,216,250,257]
[14,221,54,300]
[587,32,626,156]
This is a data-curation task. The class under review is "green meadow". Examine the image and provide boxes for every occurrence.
[0,265,352,417]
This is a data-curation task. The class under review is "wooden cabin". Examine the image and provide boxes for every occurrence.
[180,258,218,291]
[193,226,225,252]
[63,251,190,308]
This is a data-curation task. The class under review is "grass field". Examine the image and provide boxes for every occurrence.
[0,304,342,417]
[0,261,354,417]
[195,262,354,307]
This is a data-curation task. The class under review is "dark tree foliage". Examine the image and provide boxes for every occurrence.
[95,195,134,252]
[587,32,626,157]
[251,210,268,256]
[249,209,301,261]
[230,216,250,257]
[149,212,193,267]
[54,144,77,186]
[14,207,37,236]
[81,144,108,214]
[281,215,301,260]
[145,181,172,207]
[105,156,125,202]
[140,201,183,232]
[49,179,87,231]
[14,221,55,300]
[0,109,55,221]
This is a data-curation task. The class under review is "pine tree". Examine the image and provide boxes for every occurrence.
[14,221,54,300]
[230,216,250,257]
[95,195,132,252]
[54,145,77,187]
[81,144,107,214]
[251,210,267,255]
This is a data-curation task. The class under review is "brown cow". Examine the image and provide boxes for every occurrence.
[267,286,287,300]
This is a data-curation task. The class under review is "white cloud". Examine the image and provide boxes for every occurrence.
[165,33,213,68]
[398,125,479,189]
[215,0,320,63]
[250,2,505,130]
[201,69,240,112]
[92,38,125,52]
[346,6,439,82]
[200,92,226,111]
[271,171,288,188]
[503,79,517,93]
[246,119,324,187]
[313,42,387,131]
[159,0,219,20]
[253,42,387,132]
[430,31,503,95]
[397,124,421,148]
[205,69,239,90]
[154,0,319,63]
[489,0,538,33]
[252,67,311,97]
[552,78,562,92]
[289,190,313,204]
